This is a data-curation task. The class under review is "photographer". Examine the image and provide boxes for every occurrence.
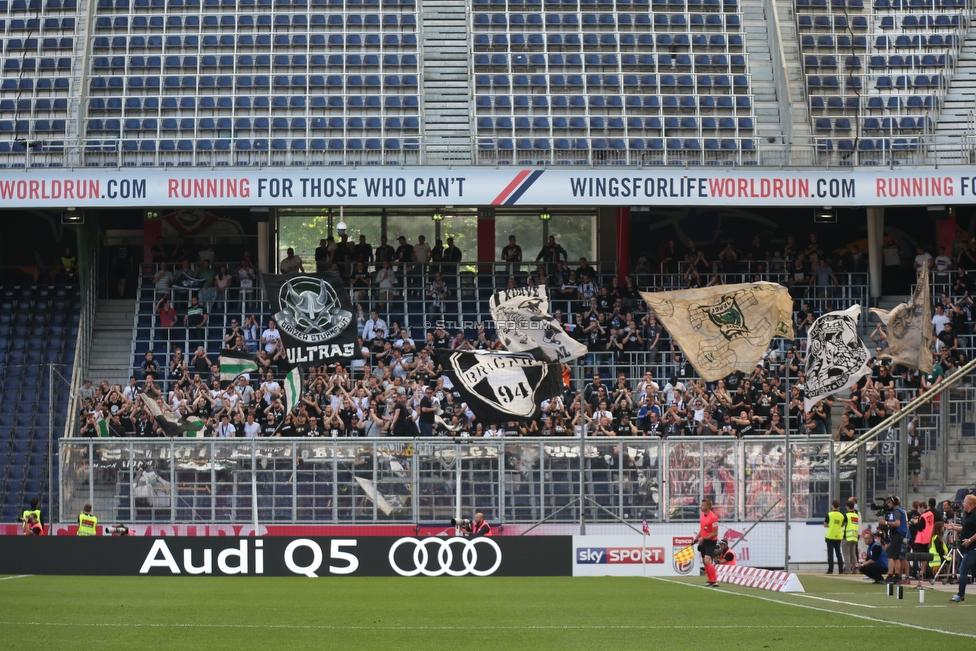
[945,494,976,603]
[20,496,41,535]
[24,513,43,536]
[880,495,908,584]
[462,513,492,537]
[857,530,888,584]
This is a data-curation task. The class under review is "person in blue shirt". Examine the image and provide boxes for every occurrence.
[857,529,888,584]
[880,495,908,584]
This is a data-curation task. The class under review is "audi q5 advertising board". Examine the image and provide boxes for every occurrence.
[0,536,572,577]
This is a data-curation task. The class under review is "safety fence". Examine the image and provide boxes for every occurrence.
[60,436,833,527]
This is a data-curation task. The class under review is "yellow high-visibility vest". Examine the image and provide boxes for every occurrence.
[845,511,860,542]
[826,511,845,540]
[77,513,98,536]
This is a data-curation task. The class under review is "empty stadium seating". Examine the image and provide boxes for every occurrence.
[798,0,965,165]
[0,280,78,522]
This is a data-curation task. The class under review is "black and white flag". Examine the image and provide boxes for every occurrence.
[172,271,205,292]
[261,272,358,368]
[488,285,587,363]
[803,304,871,411]
[432,348,564,425]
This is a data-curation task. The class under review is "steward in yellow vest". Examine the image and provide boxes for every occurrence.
[77,504,97,536]
[21,496,42,535]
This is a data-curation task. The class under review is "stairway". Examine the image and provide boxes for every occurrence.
[86,299,136,388]
[420,0,472,165]
[741,0,786,161]
[930,28,976,165]
[771,0,813,163]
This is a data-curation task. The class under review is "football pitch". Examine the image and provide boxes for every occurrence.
[1,574,973,650]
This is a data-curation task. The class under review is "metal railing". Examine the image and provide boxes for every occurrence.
[59,435,832,526]
[832,357,976,506]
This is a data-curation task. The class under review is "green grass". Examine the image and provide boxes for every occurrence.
[0,574,973,650]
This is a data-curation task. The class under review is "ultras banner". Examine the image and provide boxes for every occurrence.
[261,272,359,368]
[3,168,976,207]
[488,285,587,363]
[803,305,871,411]
[432,349,565,425]
[0,536,572,577]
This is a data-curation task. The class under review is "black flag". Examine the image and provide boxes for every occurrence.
[261,272,358,368]
[172,271,205,292]
[432,348,564,425]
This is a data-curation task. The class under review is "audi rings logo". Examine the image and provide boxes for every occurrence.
[388,537,502,577]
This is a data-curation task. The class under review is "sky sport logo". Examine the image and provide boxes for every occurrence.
[575,547,665,564]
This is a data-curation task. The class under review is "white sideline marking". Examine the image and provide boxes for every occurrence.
[0,622,880,632]
[795,594,880,609]
[0,575,31,582]
[651,577,976,640]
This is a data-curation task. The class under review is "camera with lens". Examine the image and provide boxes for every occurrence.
[450,517,471,528]
[104,525,129,536]
[870,497,891,518]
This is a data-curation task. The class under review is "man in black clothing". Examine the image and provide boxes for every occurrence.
[354,235,373,266]
[946,494,976,603]
[417,388,436,437]
[501,235,522,277]
[314,238,331,272]
[374,235,396,265]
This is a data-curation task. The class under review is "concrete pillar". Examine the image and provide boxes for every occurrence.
[257,221,269,273]
[867,207,884,299]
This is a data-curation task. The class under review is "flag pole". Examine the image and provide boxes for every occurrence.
[784,365,791,573]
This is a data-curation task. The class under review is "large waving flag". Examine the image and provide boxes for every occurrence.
[640,282,794,382]
[869,264,934,374]
[488,284,587,363]
[803,305,871,411]
[139,393,204,437]
[218,350,259,382]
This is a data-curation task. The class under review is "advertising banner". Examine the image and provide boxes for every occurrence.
[572,535,699,577]
[3,167,976,208]
[0,536,572,577]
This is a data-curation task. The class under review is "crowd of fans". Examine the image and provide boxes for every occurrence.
[75,231,975,440]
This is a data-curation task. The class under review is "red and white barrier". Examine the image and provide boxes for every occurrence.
[715,565,805,593]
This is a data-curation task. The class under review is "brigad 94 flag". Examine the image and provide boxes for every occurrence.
[432,349,564,425]
[640,282,794,382]
[261,272,358,368]
[803,304,871,411]
[488,284,587,363]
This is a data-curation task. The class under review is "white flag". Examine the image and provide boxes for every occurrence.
[489,284,587,363]
[869,264,933,373]
[640,282,794,382]
[804,305,871,411]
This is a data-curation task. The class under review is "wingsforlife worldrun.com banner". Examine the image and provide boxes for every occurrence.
[2,167,976,207]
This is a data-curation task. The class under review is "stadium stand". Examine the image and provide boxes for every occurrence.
[0,279,78,521]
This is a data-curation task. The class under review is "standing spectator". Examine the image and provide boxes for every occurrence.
[362,310,388,342]
[413,235,432,269]
[141,350,159,381]
[501,234,523,277]
[150,236,167,263]
[60,247,77,281]
[442,237,462,278]
[314,238,331,272]
[375,260,396,307]
[350,262,371,302]
[934,246,953,275]
[535,235,568,272]
[394,235,414,270]
[824,499,846,574]
[154,296,177,328]
[242,315,260,353]
[261,319,281,354]
[213,265,233,307]
[115,239,133,298]
[374,235,396,265]
[153,261,174,298]
[280,247,305,274]
[809,258,838,298]
[184,295,209,349]
[914,245,933,274]
[354,235,374,267]
[427,272,448,311]
[238,257,256,312]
